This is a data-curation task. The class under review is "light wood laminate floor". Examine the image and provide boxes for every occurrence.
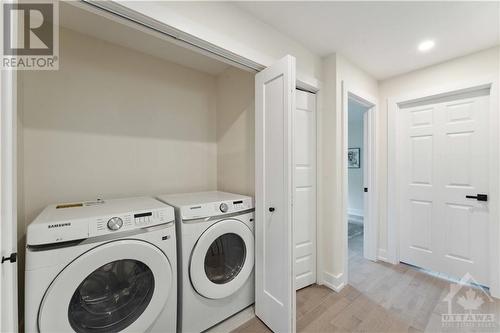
[233,234,500,333]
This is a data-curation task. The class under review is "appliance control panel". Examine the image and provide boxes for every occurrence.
[26,197,176,247]
[218,198,252,213]
[91,207,173,236]
[182,197,253,220]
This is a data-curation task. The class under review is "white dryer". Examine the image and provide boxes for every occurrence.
[25,197,177,333]
[156,191,254,333]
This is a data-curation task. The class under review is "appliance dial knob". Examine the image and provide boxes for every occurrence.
[219,203,228,213]
[107,217,123,231]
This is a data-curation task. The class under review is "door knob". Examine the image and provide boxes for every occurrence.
[269,207,275,212]
[466,194,488,202]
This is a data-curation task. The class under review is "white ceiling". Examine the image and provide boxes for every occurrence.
[60,2,230,76]
[236,1,500,80]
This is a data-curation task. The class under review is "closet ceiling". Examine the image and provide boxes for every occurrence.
[236,1,500,79]
[60,2,230,75]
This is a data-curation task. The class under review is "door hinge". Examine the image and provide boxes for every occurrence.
[364,188,368,193]
[1,253,17,264]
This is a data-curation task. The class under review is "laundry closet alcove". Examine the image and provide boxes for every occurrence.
[15,2,255,329]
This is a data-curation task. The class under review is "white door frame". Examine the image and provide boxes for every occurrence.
[0,66,18,332]
[341,82,378,280]
[387,77,499,297]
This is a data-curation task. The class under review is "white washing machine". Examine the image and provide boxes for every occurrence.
[156,191,254,333]
[25,197,177,333]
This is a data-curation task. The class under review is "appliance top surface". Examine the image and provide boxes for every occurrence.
[157,191,252,208]
[27,197,175,247]
[30,196,170,226]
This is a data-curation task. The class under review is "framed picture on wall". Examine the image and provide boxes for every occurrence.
[348,148,361,168]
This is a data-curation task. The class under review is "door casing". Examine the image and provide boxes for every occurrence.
[0,63,18,333]
[341,82,379,288]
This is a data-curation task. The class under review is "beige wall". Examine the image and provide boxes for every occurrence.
[18,27,257,326]
[19,28,219,228]
[377,46,500,258]
[216,67,255,196]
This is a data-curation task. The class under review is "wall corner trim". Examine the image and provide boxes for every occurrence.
[322,272,345,292]
[377,249,390,263]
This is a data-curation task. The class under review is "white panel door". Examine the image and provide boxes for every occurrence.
[0,67,18,332]
[399,90,490,285]
[294,90,316,290]
[255,55,296,333]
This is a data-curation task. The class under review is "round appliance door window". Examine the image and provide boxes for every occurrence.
[204,233,246,284]
[38,240,173,333]
[190,219,254,299]
[68,259,154,333]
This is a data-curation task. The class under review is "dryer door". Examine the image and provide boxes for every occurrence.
[38,240,173,333]
[190,219,254,299]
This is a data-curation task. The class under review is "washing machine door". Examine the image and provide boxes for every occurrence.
[38,239,173,333]
[190,219,254,299]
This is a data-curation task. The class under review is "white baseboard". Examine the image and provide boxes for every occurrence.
[377,248,389,262]
[205,306,255,333]
[348,216,363,225]
[348,208,363,217]
[378,248,399,264]
[348,211,364,224]
[322,272,345,292]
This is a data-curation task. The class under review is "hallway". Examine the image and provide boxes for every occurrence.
[233,234,500,332]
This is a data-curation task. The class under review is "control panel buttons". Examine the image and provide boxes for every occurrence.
[219,203,229,213]
[107,217,123,231]
[90,209,171,236]
[234,203,245,210]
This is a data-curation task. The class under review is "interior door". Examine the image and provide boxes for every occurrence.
[399,89,490,285]
[0,67,18,332]
[294,90,316,290]
[255,55,296,333]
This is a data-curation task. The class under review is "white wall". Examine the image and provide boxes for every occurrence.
[317,55,338,289]
[19,27,219,226]
[216,67,255,196]
[377,46,500,260]
[321,48,499,287]
[348,101,366,218]
[319,53,378,290]
[114,1,322,85]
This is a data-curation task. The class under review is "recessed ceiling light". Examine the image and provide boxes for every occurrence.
[418,40,435,52]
